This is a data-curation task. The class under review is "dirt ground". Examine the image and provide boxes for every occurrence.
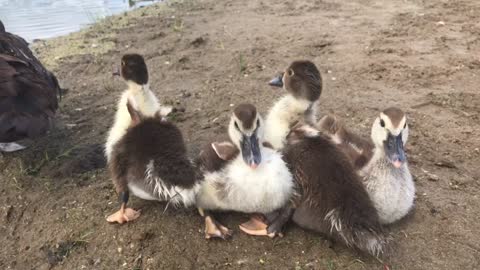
[1,0,479,269]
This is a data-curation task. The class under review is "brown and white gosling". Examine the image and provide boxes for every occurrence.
[106,99,198,224]
[317,107,415,224]
[264,60,322,150]
[195,104,294,239]
[262,123,388,256]
[105,53,173,161]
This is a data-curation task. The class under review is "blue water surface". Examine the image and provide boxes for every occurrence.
[0,0,160,42]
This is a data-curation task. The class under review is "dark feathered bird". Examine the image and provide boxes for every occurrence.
[106,99,199,224]
[284,124,387,256]
[0,20,61,151]
[256,123,388,256]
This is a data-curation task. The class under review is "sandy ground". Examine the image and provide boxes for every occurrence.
[1,0,480,269]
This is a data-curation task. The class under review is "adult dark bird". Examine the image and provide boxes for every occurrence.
[0,20,61,152]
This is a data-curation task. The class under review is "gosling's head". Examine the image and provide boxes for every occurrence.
[268,60,322,103]
[371,107,409,168]
[116,54,149,86]
[228,103,264,169]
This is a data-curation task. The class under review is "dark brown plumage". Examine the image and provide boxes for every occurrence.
[109,103,197,198]
[382,107,405,128]
[317,114,374,169]
[284,60,322,102]
[120,54,148,85]
[0,20,60,143]
[280,124,386,256]
[234,103,257,130]
[195,140,239,173]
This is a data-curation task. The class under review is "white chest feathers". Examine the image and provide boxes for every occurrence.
[264,96,316,150]
[197,148,294,214]
[105,85,165,161]
[361,159,415,224]
[126,160,199,207]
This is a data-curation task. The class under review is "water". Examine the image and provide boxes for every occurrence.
[0,0,161,42]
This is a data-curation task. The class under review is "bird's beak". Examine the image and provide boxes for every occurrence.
[268,73,284,87]
[241,133,262,169]
[384,133,406,168]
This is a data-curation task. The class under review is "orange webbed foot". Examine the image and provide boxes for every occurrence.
[239,214,277,238]
[204,216,233,240]
[107,208,141,224]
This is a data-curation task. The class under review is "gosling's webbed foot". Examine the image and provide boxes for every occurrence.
[204,215,232,240]
[107,208,141,224]
[239,214,277,238]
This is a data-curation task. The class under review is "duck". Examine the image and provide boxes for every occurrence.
[195,103,294,239]
[264,60,322,150]
[251,122,387,256]
[106,98,198,224]
[316,107,415,224]
[0,20,61,152]
[105,53,173,161]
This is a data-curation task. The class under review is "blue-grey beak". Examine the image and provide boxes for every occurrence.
[241,133,262,169]
[384,133,406,168]
[268,74,284,87]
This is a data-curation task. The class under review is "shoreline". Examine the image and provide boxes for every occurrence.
[32,1,172,69]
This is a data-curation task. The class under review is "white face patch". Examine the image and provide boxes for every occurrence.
[371,113,409,148]
[228,114,264,147]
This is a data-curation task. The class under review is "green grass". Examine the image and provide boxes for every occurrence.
[238,54,247,74]
[172,18,184,32]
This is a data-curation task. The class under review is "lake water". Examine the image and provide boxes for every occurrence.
[0,0,161,42]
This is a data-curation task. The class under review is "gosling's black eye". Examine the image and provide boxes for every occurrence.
[380,119,385,128]
[234,121,240,130]
[287,69,294,76]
